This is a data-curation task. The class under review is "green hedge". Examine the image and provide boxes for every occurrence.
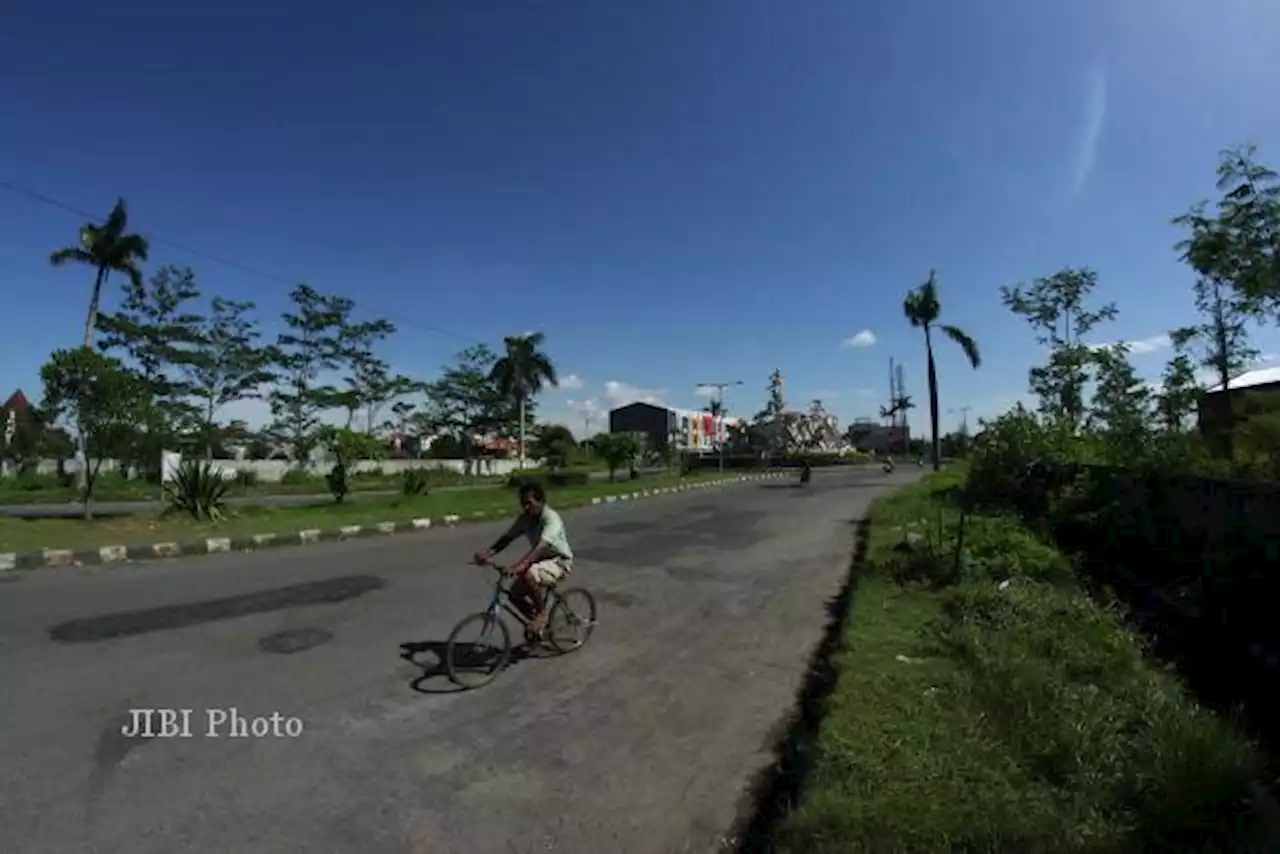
[505,470,592,489]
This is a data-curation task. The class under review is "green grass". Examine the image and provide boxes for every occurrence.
[0,467,508,505]
[0,469,735,553]
[771,473,1279,853]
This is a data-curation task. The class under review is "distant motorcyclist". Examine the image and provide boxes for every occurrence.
[799,460,812,484]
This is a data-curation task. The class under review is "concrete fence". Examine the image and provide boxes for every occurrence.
[8,457,538,482]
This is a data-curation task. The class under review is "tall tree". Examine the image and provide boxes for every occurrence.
[266,284,351,464]
[1205,144,1280,312]
[904,270,981,471]
[1001,267,1117,431]
[181,297,276,459]
[1155,328,1202,434]
[1087,344,1152,461]
[489,332,558,470]
[333,317,419,435]
[96,265,205,470]
[49,198,151,350]
[426,344,504,471]
[1174,151,1275,457]
[39,348,149,519]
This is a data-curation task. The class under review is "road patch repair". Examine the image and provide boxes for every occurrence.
[0,472,785,572]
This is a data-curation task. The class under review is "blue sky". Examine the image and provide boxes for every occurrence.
[3,0,1280,437]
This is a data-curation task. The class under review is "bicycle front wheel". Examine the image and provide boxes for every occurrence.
[445,612,512,689]
[547,588,597,654]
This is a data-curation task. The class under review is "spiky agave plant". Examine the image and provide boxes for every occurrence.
[163,460,231,521]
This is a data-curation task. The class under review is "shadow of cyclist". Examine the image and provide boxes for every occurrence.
[399,639,541,695]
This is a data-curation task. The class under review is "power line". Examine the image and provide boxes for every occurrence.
[0,177,476,345]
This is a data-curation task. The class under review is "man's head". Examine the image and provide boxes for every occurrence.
[518,481,546,518]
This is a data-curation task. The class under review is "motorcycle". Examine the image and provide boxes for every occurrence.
[799,464,812,485]
[882,459,895,474]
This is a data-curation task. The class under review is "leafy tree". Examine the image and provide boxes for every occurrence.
[751,370,789,454]
[591,432,640,482]
[1155,329,1202,433]
[489,332,558,470]
[96,265,205,472]
[903,271,983,470]
[531,423,578,470]
[1087,344,1152,462]
[1002,267,1117,431]
[266,284,351,464]
[704,398,725,417]
[48,198,151,349]
[318,426,386,503]
[181,296,276,459]
[425,344,504,471]
[1192,145,1280,312]
[39,348,149,519]
[328,315,415,434]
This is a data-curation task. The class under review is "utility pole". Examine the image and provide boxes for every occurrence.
[696,380,744,473]
[950,405,972,436]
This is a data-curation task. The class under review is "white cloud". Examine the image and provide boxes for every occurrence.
[603,380,666,407]
[566,398,602,415]
[693,385,718,398]
[556,373,585,391]
[1090,333,1171,356]
[840,330,877,349]
[1073,64,1107,194]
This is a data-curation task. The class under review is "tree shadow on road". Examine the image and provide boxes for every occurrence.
[727,516,871,853]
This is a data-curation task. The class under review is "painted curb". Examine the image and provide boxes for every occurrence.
[0,472,787,571]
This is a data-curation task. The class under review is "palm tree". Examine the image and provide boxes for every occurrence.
[49,198,150,349]
[904,270,981,471]
[490,332,558,470]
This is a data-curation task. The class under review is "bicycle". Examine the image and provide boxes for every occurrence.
[444,563,598,689]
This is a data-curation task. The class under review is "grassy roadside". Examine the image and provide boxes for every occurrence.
[0,469,741,554]
[0,468,511,505]
[769,471,1278,853]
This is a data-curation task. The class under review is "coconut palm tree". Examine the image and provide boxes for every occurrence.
[904,270,981,471]
[489,332,558,470]
[49,198,150,350]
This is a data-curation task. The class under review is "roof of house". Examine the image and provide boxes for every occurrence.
[3,389,31,412]
[1204,366,1280,394]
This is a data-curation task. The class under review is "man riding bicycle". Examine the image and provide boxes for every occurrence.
[473,481,574,636]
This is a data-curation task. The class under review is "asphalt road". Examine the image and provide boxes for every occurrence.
[0,466,918,854]
[0,468,670,519]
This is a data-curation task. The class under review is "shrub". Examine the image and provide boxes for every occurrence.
[402,467,432,496]
[280,468,314,486]
[163,460,231,521]
[506,470,590,489]
[326,463,348,503]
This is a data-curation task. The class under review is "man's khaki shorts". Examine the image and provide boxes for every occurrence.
[528,559,570,587]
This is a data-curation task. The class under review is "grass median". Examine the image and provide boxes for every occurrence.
[0,469,734,555]
[769,471,1278,853]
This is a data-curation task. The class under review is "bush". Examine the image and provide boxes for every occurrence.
[280,468,315,486]
[326,463,348,503]
[163,460,231,521]
[506,470,590,489]
[402,467,431,496]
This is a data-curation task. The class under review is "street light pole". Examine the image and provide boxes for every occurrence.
[696,380,744,473]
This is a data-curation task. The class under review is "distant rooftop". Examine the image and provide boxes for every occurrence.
[1204,365,1280,394]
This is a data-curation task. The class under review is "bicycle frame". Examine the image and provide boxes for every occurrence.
[481,564,559,629]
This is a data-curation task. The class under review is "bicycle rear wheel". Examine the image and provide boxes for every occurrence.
[547,588,597,654]
[445,612,512,689]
